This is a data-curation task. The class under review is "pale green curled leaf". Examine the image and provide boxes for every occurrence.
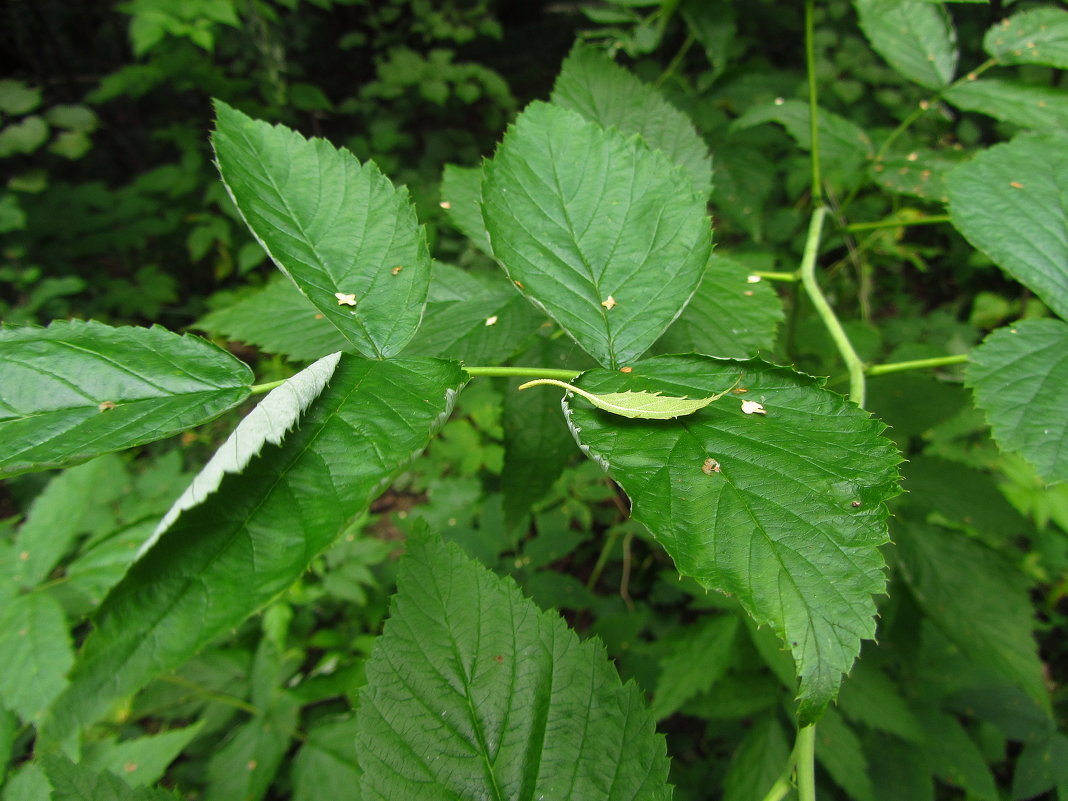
[853,0,958,89]
[482,101,711,369]
[42,754,180,801]
[0,320,252,479]
[965,320,1068,484]
[551,43,713,196]
[563,355,901,725]
[43,356,466,735]
[143,352,342,556]
[440,164,491,253]
[0,593,74,721]
[655,254,784,358]
[947,132,1068,320]
[356,529,671,801]
[944,79,1068,132]
[195,277,349,362]
[212,100,430,359]
[896,521,1050,714]
[519,375,739,419]
[984,7,1068,69]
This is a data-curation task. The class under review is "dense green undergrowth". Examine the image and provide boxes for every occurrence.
[1,1,1067,799]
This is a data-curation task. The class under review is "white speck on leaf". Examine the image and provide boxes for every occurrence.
[746,274,762,283]
[741,399,767,415]
[601,295,617,310]
[485,315,498,326]
[335,292,357,306]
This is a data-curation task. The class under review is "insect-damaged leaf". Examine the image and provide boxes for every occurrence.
[562,355,901,725]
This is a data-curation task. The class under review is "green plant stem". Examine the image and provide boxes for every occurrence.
[801,206,867,405]
[758,748,799,801]
[844,214,950,233]
[587,528,620,591]
[250,378,288,394]
[796,725,817,801]
[160,674,259,714]
[804,0,822,204]
[464,366,582,381]
[754,270,801,282]
[655,32,695,88]
[866,353,968,376]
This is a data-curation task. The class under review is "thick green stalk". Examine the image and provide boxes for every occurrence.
[801,206,867,405]
[845,214,950,233]
[249,378,288,395]
[805,0,822,204]
[796,725,817,801]
[464,366,581,381]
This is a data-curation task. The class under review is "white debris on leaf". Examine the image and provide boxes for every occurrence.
[485,315,498,326]
[335,292,357,306]
[746,274,762,283]
[601,295,617,310]
[741,399,767,415]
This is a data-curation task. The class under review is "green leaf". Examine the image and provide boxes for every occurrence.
[0,707,15,783]
[816,707,876,801]
[863,733,935,801]
[195,276,349,361]
[0,116,48,157]
[1012,731,1068,801]
[853,0,958,89]
[896,522,1050,712]
[654,254,783,358]
[984,7,1068,69]
[680,0,736,82]
[482,101,711,369]
[440,164,491,253]
[41,754,179,801]
[837,661,925,743]
[356,530,672,801]
[0,80,42,115]
[650,615,737,720]
[945,79,1068,132]
[520,376,742,419]
[0,320,252,479]
[3,762,51,801]
[212,101,430,359]
[947,131,1068,320]
[563,355,901,724]
[551,43,713,197]
[81,722,205,788]
[965,320,1068,485]
[0,593,74,721]
[44,355,465,734]
[292,715,363,801]
[869,148,961,202]
[721,714,791,801]
[912,706,998,800]
[11,454,124,589]
[204,693,299,801]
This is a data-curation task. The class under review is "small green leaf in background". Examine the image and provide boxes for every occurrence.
[721,715,791,801]
[869,148,961,202]
[816,707,876,801]
[0,593,74,722]
[482,102,711,369]
[356,530,672,801]
[44,356,466,735]
[0,320,252,479]
[837,660,925,743]
[944,79,1068,132]
[195,277,349,362]
[439,164,491,253]
[1011,731,1068,801]
[895,522,1050,713]
[679,0,736,83]
[0,116,49,157]
[551,43,714,197]
[965,320,1068,485]
[948,131,1068,321]
[853,0,958,89]
[0,79,42,115]
[291,715,362,801]
[654,254,784,358]
[212,101,431,359]
[204,693,300,801]
[81,722,205,788]
[11,454,124,590]
[564,355,902,724]
[650,615,737,720]
[913,706,998,800]
[984,7,1068,69]
[41,754,179,801]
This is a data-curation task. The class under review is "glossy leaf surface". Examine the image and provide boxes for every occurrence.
[0,320,252,479]
[213,101,430,358]
[944,79,1068,131]
[854,0,958,89]
[482,101,711,369]
[45,355,465,734]
[948,132,1068,320]
[965,320,1068,484]
[356,530,671,801]
[563,355,901,724]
